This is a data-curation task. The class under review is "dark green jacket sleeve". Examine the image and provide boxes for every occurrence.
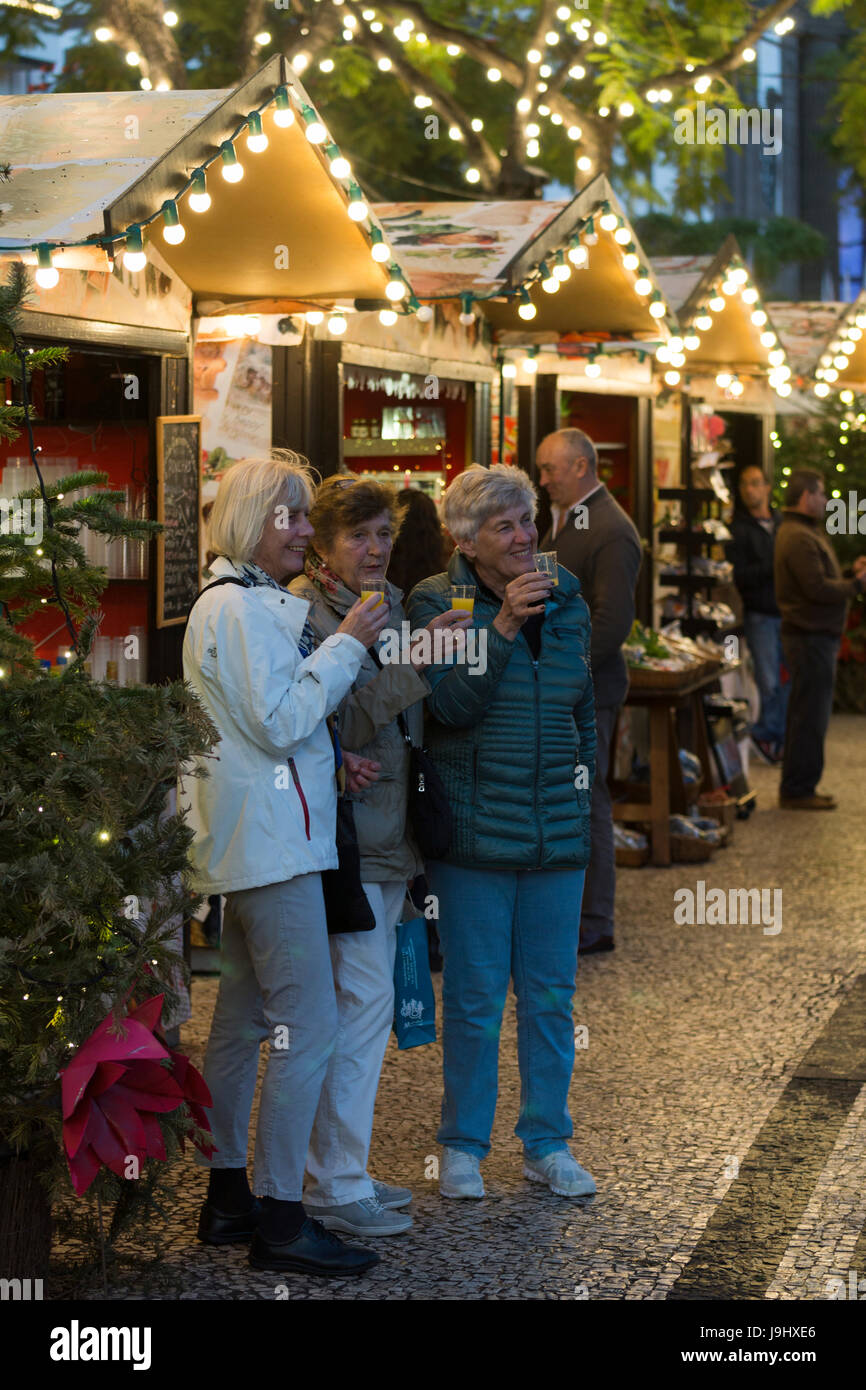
[405,585,515,729]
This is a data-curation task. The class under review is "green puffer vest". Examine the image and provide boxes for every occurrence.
[405,551,596,871]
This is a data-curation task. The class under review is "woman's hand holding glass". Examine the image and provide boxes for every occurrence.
[409,610,475,672]
[337,592,392,648]
[492,571,552,642]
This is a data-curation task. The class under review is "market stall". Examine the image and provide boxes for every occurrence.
[0,57,413,681]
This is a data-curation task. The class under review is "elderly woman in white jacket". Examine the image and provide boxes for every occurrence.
[181,451,388,1279]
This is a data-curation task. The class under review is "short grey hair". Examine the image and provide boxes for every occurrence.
[208,449,316,564]
[543,428,597,474]
[443,463,537,545]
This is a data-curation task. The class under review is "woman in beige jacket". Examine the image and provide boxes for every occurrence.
[289,475,469,1239]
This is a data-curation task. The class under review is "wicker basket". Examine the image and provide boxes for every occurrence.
[697,793,737,835]
[627,663,705,691]
[615,845,651,868]
[670,833,715,862]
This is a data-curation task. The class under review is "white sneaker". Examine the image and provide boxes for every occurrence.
[523,1150,596,1198]
[440,1147,485,1199]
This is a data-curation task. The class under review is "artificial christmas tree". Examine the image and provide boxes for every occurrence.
[0,262,216,1280]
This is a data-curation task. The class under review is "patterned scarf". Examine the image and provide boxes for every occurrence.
[303,547,345,602]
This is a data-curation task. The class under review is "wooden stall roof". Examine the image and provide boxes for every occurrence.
[0,56,399,307]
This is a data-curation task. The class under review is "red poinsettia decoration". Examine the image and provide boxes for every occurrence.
[60,994,214,1196]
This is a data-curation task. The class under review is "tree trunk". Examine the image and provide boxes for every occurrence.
[0,1145,53,1280]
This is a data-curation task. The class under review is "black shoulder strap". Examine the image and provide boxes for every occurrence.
[367,644,414,746]
[184,577,247,633]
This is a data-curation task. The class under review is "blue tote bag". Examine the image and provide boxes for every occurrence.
[393,916,436,1050]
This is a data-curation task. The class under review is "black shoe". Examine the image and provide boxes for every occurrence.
[249,1217,380,1276]
[197,1197,263,1245]
[750,735,779,766]
[579,937,615,955]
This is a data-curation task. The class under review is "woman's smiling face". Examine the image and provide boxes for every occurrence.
[459,503,538,593]
[317,510,395,595]
[251,489,314,582]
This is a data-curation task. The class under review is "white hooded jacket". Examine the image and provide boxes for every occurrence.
[179,556,366,895]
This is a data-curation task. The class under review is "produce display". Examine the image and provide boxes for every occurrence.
[624,620,717,673]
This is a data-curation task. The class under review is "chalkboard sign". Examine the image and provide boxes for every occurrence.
[156,415,202,628]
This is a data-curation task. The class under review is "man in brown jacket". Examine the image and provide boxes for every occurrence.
[774,468,866,809]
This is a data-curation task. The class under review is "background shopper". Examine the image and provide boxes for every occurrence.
[536,428,641,955]
[728,465,788,764]
[774,468,866,809]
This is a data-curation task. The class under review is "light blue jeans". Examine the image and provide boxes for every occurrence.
[426,861,585,1161]
[743,611,789,745]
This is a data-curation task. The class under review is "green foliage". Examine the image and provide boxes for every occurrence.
[4,1,853,207]
[635,214,827,289]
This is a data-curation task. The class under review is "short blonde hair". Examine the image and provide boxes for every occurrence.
[443,463,537,545]
[208,450,315,564]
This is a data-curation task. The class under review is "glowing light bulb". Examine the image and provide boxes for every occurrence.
[220,143,244,181]
[522,355,538,374]
[379,309,398,327]
[585,361,602,377]
[815,382,830,397]
[741,287,758,304]
[664,370,680,386]
[164,10,178,26]
[599,211,618,232]
[623,252,639,270]
[385,274,406,301]
[161,201,185,244]
[743,47,756,62]
[760,331,776,347]
[695,313,712,331]
[518,296,537,321]
[501,362,517,379]
[649,300,666,318]
[347,187,368,221]
[614,226,631,245]
[122,226,147,273]
[330,154,351,179]
[126,50,141,66]
[246,113,268,153]
[328,312,347,335]
[634,277,652,296]
[683,333,700,351]
[34,244,59,289]
[306,310,324,325]
[751,309,767,326]
[576,156,592,173]
[709,295,725,312]
[768,348,785,366]
[95,26,112,41]
[188,170,211,212]
[416,304,434,322]
[465,167,481,184]
[568,244,588,268]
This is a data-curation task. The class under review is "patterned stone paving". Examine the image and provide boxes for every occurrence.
[49,715,866,1301]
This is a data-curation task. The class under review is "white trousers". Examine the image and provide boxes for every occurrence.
[304,879,407,1206]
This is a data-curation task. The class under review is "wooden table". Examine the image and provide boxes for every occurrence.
[610,667,720,867]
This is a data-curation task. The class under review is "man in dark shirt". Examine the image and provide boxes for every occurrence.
[774,468,866,809]
[537,428,642,954]
[728,465,787,764]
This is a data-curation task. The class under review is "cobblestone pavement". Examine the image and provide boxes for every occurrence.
[51,715,866,1301]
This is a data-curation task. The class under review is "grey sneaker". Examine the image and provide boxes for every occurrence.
[439,1147,485,1199]
[372,1180,413,1210]
[524,1149,596,1198]
[312,1196,413,1237]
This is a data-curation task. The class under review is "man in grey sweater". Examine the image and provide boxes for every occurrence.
[537,428,642,954]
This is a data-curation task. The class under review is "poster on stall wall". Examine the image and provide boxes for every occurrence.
[653,396,682,526]
[193,337,273,481]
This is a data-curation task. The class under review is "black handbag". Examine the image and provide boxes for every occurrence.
[321,796,376,934]
[367,647,452,861]
[396,709,452,861]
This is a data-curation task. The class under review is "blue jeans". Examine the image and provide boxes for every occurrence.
[743,611,789,745]
[426,861,585,1161]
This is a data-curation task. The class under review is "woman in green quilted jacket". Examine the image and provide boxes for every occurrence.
[406,463,597,1202]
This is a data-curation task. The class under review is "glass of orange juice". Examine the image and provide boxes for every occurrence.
[360,589,385,607]
[450,584,476,616]
[535,552,559,584]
